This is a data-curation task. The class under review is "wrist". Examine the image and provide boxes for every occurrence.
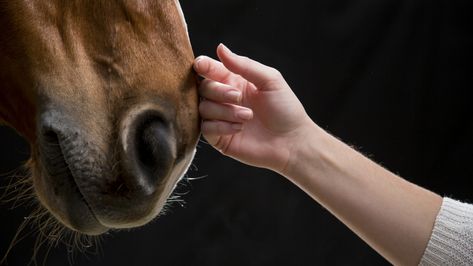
[277,118,325,178]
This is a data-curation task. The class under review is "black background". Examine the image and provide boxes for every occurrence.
[1,0,472,265]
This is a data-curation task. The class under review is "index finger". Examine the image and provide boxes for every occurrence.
[217,44,285,91]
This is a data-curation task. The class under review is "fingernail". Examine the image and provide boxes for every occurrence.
[237,109,253,120]
[219,43,233,54]
[194,56,204,70]
[232,123,243,131]
[227,90,241,102]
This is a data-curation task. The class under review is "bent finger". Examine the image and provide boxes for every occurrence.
[202,120,243,136]
[194,56,234,84]
[199,101,253,122]
[199,79,242,104]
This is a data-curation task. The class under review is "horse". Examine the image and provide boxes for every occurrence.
[0,0,199,242]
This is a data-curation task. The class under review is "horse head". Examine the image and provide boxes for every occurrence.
[0,0,199,235]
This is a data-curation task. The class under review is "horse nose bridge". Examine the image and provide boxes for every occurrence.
[118,104,177,196]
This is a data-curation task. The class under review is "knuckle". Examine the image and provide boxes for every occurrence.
[268,67,282,79]
[220,89,228,100]
[262,68,284,88]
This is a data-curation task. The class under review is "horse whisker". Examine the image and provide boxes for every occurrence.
[1,166,102,265]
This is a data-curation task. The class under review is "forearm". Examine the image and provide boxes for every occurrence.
[281,122,442,265]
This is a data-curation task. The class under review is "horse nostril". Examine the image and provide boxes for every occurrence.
[136,119,173,178]
[125,112,176,195]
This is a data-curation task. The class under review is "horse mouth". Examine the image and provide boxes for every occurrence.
[39,129,108,235]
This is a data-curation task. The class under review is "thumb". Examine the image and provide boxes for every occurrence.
[216,44,284,90]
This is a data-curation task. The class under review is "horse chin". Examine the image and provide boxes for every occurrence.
[32,157,109,236]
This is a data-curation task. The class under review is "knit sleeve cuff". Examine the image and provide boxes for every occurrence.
[419,197,473,265]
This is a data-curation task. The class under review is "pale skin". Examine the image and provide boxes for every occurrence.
[195,44,443,266]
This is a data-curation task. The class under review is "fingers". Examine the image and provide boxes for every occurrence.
[194,56,232,84]
[216,44,285,90]
[200,102,252,137]
[199,80,242,104]
[199,101,253,123]
[199,83,253,137]
[197,65,252,138]
[201,121,243,136]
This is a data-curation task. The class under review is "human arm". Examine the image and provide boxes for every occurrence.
[195,44,442,265]
[284,120,442,265]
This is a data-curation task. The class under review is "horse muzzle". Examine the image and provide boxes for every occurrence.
[35,104,192,235]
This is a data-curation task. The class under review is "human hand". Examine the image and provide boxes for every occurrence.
[194,44,314,173]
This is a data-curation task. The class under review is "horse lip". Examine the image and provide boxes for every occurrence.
[39,128,108,235]
[65,162,105,229]
[57,141,109,233]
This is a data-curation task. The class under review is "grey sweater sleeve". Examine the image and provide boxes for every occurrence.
[419,197,473,265]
